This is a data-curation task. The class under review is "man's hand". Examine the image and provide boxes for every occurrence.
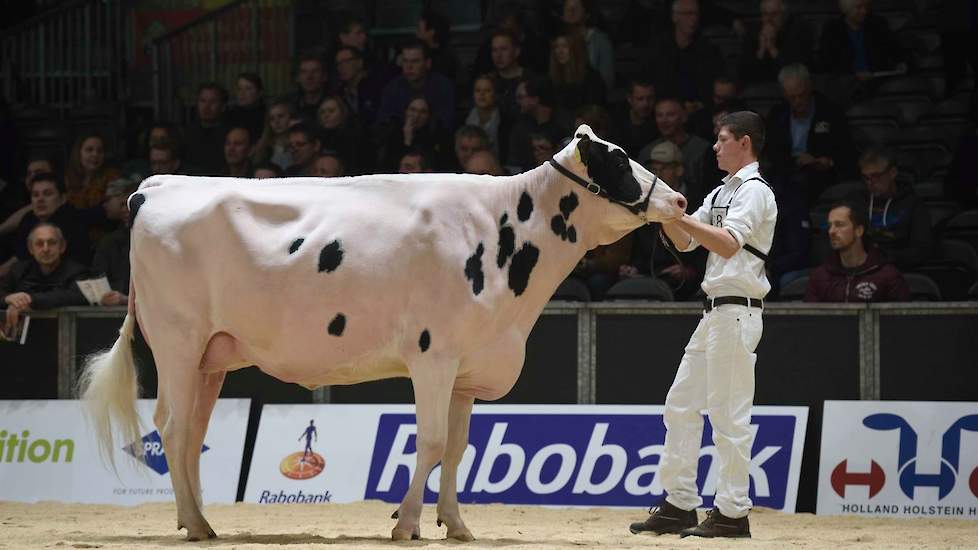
[4,304,21,335]
[796,152,816,167]
[618,264,641,278]
[99,291,128,307]
[4,292,31,310]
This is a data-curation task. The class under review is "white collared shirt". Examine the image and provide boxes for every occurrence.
[680,161,778,299]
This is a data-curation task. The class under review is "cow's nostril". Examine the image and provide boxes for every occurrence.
[677,197,687,210]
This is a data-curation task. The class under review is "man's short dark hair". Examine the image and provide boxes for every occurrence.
[455,125,489,145]
[520,75,554,107]
[627,78,655,95]
[336,12,365,35]
[717,111,766,156]
[237,71,263,91]
[401,148,431,171]
[859,145,897,169]
[830,200,869,232]
[227,126,253,145]
[150,143,180,160]
[252,162,283,177]
[399,38,430,59]
[335,45,362,60]
[490,28,520,49]
[288,122,320,143]
[198,82,228,104]
[317,150,346,176]
[420,9,452,47]
[30,172,65,194]
[295,50,326,74]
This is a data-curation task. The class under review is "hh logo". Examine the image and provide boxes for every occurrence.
[124,430,209,476]
[832,414,978,499]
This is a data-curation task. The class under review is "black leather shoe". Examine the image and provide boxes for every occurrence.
[679,508,751,538]
[628,500,698,535]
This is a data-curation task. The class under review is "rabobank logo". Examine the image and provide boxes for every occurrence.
[279,420,325,480]
[124,430,209,475]
[364,413,801,508]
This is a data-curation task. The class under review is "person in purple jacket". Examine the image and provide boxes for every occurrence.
[805,201,910,302]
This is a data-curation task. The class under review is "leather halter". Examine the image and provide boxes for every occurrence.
[548,158,657,223]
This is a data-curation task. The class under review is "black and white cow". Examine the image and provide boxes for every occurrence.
[80,125,686,541]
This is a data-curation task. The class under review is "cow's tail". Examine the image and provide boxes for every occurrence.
[78,281,141,470]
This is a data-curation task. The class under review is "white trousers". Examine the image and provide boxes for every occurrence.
[660,304,762,519]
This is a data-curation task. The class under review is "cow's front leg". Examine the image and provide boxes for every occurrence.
[392,358,457,541]
[437,392,475,541]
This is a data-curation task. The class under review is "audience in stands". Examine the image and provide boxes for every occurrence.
[452,126,490,173]
[1,223,89,335]
[253,99,294,171]
[416,9,458,81]
[818,0,906,79]
[398,149,433,174]
[766,63,853,206]
[226,72,266,142]
[508,76,573,172]
[316,95,371,174]
[289,52,330,125]
[472,2,548,78]
[805,201,910,302]
[332,46,388,129]
[377,39,455,130]
[149,143,183,176]
[549,32,607,111]
[464,149,505,176]
[9,173,91,269]
[65,133,120,211]
[738,0,814,83]
[312,152,345,178]
[638,97,712,206]
[183,82,229,174]
[252,163,283,179]
[560,0,615,90]
[610,79,659,157]
[284,124,322,176]
[223,127,255,178]
[382,96,452,172]
[465,74,510,158]
[855,146,935,270]
[91,178,136,306]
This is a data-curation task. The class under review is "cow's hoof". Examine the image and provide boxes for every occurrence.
[391,527,420,541]
[185,528,217,541]
[446,528,475,542]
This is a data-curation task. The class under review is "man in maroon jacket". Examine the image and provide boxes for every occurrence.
[805,201,909,302]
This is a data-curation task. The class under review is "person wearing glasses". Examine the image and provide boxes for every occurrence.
[284,124,322,177]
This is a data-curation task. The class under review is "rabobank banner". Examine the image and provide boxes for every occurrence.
[817,401,978,519]
[245,404,807,511]
[0,399,249,504]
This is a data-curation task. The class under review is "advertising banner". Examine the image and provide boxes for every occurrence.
[245,404,807,511]
[0,399,249,504]
[818,401,978,519]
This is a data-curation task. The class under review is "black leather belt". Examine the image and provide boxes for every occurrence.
[703,296,764,312]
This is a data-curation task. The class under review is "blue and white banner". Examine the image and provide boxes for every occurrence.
[245,404,807,511]
[818,401,978,519]
[0,399,249,504]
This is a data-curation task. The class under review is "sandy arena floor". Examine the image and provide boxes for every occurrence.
[1,501,976,549]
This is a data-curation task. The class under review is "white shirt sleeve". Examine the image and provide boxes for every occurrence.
[722,183,775,248]
[677,187,719,252]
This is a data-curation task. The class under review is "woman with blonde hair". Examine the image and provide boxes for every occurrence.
[549,32,606,111]
[65,133,120,210]
[253,98,296,171]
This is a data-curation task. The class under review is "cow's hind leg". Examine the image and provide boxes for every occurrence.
[436,392,475,541]
[154,344,217,541]
[392,358,458,541]
[186,371,226,512]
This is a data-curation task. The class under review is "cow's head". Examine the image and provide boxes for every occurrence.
[551,125,686,228]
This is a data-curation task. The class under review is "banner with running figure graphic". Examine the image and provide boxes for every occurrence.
[817,401,978,518]
[244,404,808,510]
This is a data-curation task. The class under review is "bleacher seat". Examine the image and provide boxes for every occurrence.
[894,98,933,126]
[969,282,978,299]
[552,277,591,302]
[604,277,674,302]
[846,101,902,124]
[816,181,864,206]
[912,239,978,300]
[778,275,809,301]
[876,75,937,102]
[913,179,944,200]
[903,273,943,301]
[925,201,961,231]
[942,209,978,251]
[851,119,899,147]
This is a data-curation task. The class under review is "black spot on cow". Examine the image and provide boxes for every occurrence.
[419,329,431,352]
[128,193,146,228]
[327,313,346,336]
[551,215,566,237]
[508,242,540,296]
[566,226,577,243]
[497,226,515,268]
[464,243,485,295]
[517,192,534,222]
[559,192,579,219]
[499,212,508,225]
[318,240,344,273]
[289,238,304,254]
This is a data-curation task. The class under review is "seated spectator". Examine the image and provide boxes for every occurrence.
[1,223,89,335]
[253,99,295,171]
[622,141,707,300]
[416,9,458,81]
[549,32,606,111]
[332,46,389,128]
[252,163,283,179]
[642,0,721,114]
[487,30,534,119]
[738,0,814,83]
[610,79,660,157]
[818,0,905,79]
[530,133,558,167]
[313,152,345,178]
[65,133,121,210]
[637,97,712,206]
[183,82,230,174]
[472,2,548,77]
[398,149,433,174]
[149,143,184,175]
[226,72,266,141]
[464,149,504,176]
[560,0,615,90]
[0,156,57,241]
[574,104,611,138]
[453,126,490,173]
[688,74,740,140]
[123,122,182,177]
[8,173,92,269]
[316,95,371,174]
[288,52,329,124]
[91,180,137,306]
[765,63,852,206]
[284,124,322,177]
[382,96,452,171]
[855,146,935,270]
[464,74,511,159]
[507,76,574,172]
[332,12,391,76]
[805,201,909,302]
[223,127,255,177]
[376,39,455,130]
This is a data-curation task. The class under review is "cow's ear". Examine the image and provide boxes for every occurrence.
[609,149,642,203]
[576,134,592,166]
